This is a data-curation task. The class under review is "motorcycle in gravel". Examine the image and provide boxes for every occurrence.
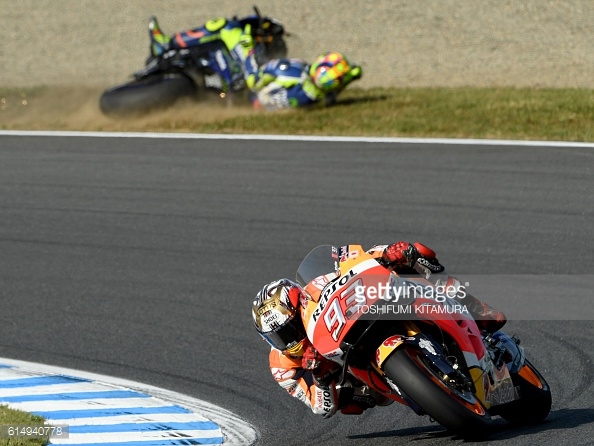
[99,6,287,116]
[296,245,552,438]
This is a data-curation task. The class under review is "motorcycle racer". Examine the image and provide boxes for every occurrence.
[251,242,507,418]
[243,52,363,110]
[145,13,363,110]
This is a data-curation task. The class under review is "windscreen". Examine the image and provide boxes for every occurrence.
[295,245,339,287]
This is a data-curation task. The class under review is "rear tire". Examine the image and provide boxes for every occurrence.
[383,347,492,439]
[99,74,196,117]
[494,360,552,424]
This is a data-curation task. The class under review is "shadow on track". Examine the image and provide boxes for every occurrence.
[348,424,450,441]
[347,408,594,443]
[491,408,594,441]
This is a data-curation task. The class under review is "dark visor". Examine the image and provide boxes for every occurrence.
[261,315,307,351]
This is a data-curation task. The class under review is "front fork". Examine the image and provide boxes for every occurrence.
[484,331,525,374]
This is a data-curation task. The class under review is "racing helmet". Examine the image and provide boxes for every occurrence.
[309,52,359,93]
[252,279,308,356]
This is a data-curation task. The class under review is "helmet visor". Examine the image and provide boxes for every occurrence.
[261,314,307,351]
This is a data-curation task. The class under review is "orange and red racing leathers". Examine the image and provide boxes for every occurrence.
[266,244,398,418]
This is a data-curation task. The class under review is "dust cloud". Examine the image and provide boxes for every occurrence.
[0,86,258,132]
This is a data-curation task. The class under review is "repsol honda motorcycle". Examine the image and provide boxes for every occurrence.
[99,6,287,116]
[296,245,551,438]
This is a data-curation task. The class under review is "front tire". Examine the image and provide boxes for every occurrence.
[383,346,492,439]
[99,73,196,117]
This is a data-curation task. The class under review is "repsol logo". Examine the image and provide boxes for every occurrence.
[312,270,354,321]
[323,390,333,412]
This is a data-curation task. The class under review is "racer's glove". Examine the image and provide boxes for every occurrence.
[350,65,363,81]
[413,242,445,273]
[382,241,419,268]
[302,344,337,388]
[302,343,321,370]
[342,65,363,88]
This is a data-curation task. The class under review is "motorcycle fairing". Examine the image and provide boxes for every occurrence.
[375,334,405,368]
[298,244,522,412]
[375,333,460,376]
[301,254,390,357]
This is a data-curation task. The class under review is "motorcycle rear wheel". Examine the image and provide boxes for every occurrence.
[383,346,492,439]
[493,359,552,424]
[99,74,196,117]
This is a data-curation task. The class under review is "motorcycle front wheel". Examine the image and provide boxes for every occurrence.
[99,73,196,117]
[383,346,492,439]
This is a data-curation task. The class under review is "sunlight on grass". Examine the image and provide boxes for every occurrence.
[2,86,593,142]
[0,405,48,446]
[187,87,594,141]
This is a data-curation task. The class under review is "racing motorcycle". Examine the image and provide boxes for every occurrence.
[296,245,552,438]
[99,6,287,116]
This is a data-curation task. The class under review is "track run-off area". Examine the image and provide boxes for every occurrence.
[0,131,593,446]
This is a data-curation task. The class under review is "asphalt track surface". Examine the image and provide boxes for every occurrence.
[0,134,593,445]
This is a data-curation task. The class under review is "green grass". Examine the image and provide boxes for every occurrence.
[1,86,594,142]
[0,406,48,446]
[192,87,594,141]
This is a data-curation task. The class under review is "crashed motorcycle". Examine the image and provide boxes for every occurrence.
[99,6,287,116]
[296,245,551,438]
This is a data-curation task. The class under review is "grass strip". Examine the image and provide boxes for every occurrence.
[0,405,48,446]
[192,87,594,141]
[1,86,593,142]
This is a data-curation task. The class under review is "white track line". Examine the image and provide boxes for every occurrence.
[1,129,593,148]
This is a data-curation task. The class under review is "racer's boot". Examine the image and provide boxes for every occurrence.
[338,383,393,415]
[440,277,507,333]
[467,296,507,333]
[363,386,394,407]
[149,16,170,57]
